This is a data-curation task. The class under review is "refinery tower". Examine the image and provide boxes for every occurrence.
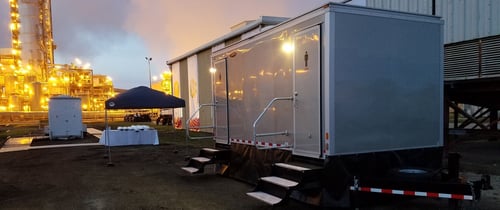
[0,0,114,112]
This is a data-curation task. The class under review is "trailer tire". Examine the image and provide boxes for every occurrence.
[389,167,437,181]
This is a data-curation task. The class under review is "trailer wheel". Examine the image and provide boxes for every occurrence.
[398,168,428,174]
[389,167,437,181]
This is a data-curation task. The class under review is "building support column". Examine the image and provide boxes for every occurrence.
[489,109,498,141]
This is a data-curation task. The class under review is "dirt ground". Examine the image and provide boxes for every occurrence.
[1,140,322,210]
[0,136,499,209]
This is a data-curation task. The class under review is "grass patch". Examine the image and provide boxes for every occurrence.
[1,121,215,150]
[30,134,99,146]
[85,121,214,148]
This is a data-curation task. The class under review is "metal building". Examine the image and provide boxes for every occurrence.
[367,0,500,140]
[367,0,500,44]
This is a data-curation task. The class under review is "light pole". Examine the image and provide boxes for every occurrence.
[145,57,152,88]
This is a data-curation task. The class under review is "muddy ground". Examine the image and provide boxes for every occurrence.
[0,137,499,209]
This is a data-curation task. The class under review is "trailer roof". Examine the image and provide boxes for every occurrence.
[167,2,441,65]
[166,16,289,65]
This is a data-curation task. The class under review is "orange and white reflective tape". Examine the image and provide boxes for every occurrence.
[349,186,473,200]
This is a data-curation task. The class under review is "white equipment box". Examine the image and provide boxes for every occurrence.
[48,95,84,140]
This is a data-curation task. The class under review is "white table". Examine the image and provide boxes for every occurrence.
[99,129,159,146]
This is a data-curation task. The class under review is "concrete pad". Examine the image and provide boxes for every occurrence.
[0,128,104,153]
[0,137,33,153]
[87,128,102,138]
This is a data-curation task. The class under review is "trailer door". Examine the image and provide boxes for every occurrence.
[214,59,229,144]
[293,26,322,158]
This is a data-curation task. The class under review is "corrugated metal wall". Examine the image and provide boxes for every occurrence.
[367,0,500,44]
[444,35,500,80]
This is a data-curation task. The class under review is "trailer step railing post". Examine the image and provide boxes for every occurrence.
[185,104,216,156]
[252,96,293,146]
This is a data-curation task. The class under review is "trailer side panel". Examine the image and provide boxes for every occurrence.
[330,8,444,155]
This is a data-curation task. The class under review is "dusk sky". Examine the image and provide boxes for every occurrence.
[1,0,364,89]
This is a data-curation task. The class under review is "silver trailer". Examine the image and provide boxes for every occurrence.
[212,3,443,158]
[183,3,483,208]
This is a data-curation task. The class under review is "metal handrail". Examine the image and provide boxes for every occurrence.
[185,103,216,141]
[252,96,293,145]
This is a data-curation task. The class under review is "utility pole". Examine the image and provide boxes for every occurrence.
[145,57,152,88]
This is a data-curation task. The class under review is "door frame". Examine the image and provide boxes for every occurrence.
[292,25,323,158]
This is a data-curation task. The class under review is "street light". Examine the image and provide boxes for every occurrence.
[145,57,152,88]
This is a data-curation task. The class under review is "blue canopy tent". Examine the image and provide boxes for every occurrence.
[103,86,185,166]
[105,86,185,109]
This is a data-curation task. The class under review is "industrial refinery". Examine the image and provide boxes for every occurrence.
[0,0,114,111]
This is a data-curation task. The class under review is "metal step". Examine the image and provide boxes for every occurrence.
[181,167,199,174]
[192,157,211,163]
[247,191,282,205]
[261,176,298,189]
[275,163,311,171]
[202,148,219,152]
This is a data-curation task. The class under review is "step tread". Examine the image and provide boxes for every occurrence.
[247,191,282,205]
[192,157,211,162]
[275,163,311,171]
[181,167,199,174]
[261,176,298,188]
[202,148,219,152]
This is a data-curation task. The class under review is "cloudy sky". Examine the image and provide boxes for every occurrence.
[1,0,364,89]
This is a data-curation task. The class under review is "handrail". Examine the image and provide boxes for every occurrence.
[252,96,293,145]
[185,103,216,142]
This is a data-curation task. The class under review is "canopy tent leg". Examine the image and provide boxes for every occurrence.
[105,109,114,167]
